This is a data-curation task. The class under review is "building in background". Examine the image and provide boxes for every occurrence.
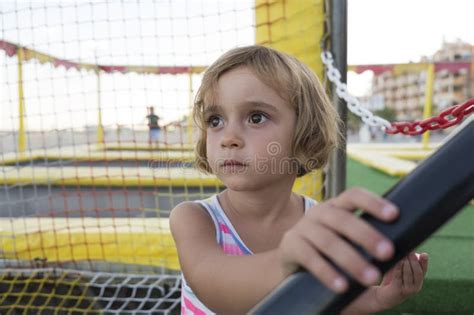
[433,40,473,110]
[363,40,473,120]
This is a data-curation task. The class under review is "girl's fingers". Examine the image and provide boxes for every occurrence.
[392,261,403,287]
[330,187,399,222]
[290,235,348,292]
[304,223,381,286]
[407,253,418,284]
[312,205,394,261]
[402,256,414,287]
[410,253,425,288]
[419,252,429,275]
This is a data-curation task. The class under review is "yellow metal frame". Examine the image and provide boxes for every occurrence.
[0,165,222,187]
[0,144,195,164]
[188,73,194,144]
[0,218,180,270]
[96,68,104,146]
[347,143,439,176]
[17,48,26,154]
[103,142,194,151]
[422,64,435,149]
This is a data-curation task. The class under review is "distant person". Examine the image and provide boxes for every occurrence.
[146,106,160,144]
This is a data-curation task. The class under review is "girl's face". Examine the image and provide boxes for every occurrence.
[205,66,297,191]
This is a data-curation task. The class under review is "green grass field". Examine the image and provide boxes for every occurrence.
[347,158,474,314]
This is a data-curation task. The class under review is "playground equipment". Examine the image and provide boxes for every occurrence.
[0,1,326,313]
[1,1,472,313]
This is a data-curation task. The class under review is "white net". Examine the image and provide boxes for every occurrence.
[0,1,326,313]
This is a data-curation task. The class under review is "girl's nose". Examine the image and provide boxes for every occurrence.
[220,125,244,148]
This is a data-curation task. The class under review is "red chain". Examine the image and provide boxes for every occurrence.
[385,98,474,135]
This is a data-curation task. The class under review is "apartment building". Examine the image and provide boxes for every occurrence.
[368,40,473,120]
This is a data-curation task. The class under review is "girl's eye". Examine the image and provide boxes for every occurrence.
[249,113,268,124]
[207,116,223,128]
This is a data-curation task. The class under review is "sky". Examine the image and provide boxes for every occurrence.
[347,0,474,95]
[1,0,473,130]
[348,0,474,64]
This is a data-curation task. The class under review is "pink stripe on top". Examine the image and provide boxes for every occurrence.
[183,296,207,315]
[219,222,231,234]
[222,242,244,256]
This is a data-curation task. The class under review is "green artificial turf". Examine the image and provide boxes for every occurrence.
[346,158,474,314]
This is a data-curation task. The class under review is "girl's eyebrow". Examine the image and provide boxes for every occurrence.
[203,104,221,117]
[203,101,279,116]
[241,101,279,113]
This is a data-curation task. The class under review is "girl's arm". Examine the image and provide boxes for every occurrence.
[171,188,425,314]
[170,201,286,314]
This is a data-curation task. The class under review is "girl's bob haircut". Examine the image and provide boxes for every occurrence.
[193,45,341,177]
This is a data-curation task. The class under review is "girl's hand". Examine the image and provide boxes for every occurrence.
[278,187,399,292]
[373,252,429,310]
[341,252,429,314]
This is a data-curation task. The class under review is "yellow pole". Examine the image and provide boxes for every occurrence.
[422,63,435,149]
[96,68,104,146]
[187,72,194,144]
[17,47,26,154]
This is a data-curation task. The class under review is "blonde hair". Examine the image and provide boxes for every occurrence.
[193,45,341,177]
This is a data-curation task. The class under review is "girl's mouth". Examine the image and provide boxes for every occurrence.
[223,160,245,166]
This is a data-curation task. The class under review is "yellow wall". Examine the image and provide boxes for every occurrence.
[255,0,325,77]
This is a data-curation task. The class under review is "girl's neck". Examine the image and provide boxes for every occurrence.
[221,177,301,224]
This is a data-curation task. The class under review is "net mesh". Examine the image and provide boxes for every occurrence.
[0,1,326,313]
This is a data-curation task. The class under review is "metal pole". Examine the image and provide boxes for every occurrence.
[327,0,348,198]
[422,63,435,149]
[188,72,194,144]
[96,67,104,145]
[17,47,26,154]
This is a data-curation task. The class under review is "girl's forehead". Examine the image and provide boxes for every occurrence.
[219,68,287,99]
[200,65,293,111]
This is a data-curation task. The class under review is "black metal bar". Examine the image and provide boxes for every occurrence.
[250,120,474,315]
[327,0,348,198]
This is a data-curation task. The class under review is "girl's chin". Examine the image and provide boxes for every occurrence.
[217,174,273,191]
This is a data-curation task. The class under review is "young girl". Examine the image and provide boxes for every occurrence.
[170,45,429,314]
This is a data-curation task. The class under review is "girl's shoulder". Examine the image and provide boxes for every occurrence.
[169,196,220,236]
[169,199,222,261]
[169,200,209,225]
